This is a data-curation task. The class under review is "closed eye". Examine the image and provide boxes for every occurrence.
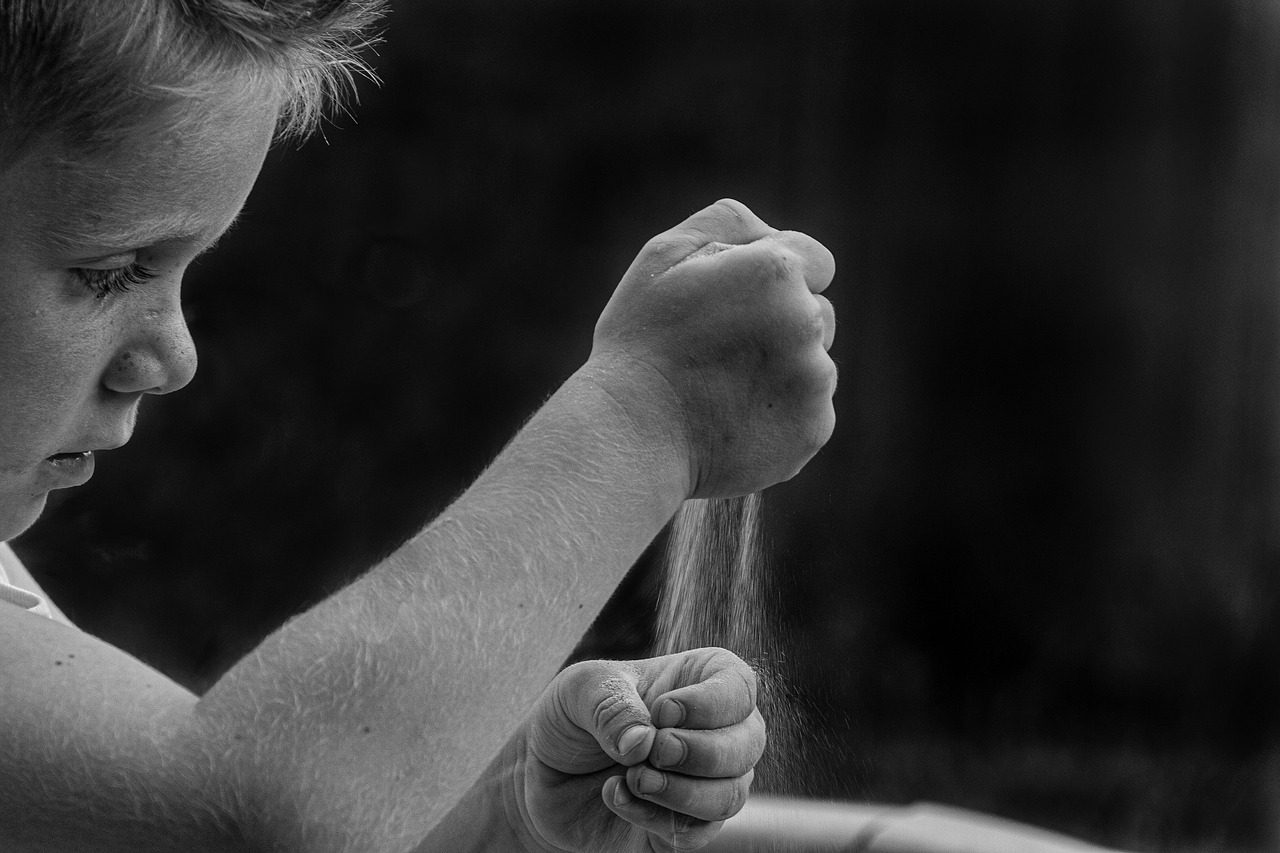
[73,263,160,299]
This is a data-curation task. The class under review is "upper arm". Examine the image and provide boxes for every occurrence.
[0,605,249,852]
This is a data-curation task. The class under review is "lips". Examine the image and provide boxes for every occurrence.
[47,433,130,461]
[40,449,96,487]
[46,450,93,465]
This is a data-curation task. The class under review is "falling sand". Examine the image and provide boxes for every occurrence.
[655,494,815,798]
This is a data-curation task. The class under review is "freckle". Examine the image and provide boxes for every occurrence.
[68,653,75,659]
[578,604,584,609]
[518,603,524,608]
[361,725,372,735]
[54,660,62,666]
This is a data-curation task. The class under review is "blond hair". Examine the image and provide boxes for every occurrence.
[0,0,385,165]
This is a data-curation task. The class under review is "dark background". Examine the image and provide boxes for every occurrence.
[16,1,1280,850]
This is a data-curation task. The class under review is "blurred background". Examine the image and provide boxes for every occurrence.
[16,0,1280,849]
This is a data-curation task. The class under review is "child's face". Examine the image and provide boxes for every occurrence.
[0,90,278,540]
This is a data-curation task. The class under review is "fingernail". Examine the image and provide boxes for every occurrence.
[618,724,650,756]
[613,777,633,807]
[655,735,685,769]
[656,699,685,728]
[634,767,665,795]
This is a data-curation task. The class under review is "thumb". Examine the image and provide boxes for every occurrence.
[627,198,779,280]
[530,660,658,772]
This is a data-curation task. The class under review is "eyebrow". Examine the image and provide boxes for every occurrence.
[40,211,245,258]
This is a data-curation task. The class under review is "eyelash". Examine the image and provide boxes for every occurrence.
[74,263,160,299]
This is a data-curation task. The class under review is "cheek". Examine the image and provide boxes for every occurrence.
[0,313,110,449]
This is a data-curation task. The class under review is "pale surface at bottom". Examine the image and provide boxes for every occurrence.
[703,796,1129,853]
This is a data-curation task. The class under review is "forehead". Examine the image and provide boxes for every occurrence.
[12,90,279,257]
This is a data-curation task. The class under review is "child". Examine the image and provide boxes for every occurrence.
[0,2,836,851]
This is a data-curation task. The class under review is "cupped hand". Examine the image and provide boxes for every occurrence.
[508,648,766,853]
[588,199,837,499]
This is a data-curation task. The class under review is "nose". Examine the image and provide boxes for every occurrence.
[102,300,198,396]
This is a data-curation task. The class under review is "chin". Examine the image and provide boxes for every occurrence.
[0,493,50,543]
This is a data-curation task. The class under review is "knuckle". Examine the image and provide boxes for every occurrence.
[561,660,646,734]
[806,299,830,341]
[815,353,838,394]
[561,659,607,692]
[750,709,768,755]
[758,244,800,281]
[644,233,681,256]
[806,407,836,454]
[816,419,836,454]
[640,233,696,270]
[740,662,760,700]
[793,352,837,400]
[712,197,750,221]
[704,646,738,668]
[708,737,738,776]
[747,701,762,737]
[592,690,642,734]
[773,296,827,351]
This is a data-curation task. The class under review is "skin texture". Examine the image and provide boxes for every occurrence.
[0,92,276,541]
[591,204,837,499]
[0,76,836,850]
[486,650,766,853]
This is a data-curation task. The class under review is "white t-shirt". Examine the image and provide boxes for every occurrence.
[0,542,69,624]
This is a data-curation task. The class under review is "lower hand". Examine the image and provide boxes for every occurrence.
[506,648,765,853]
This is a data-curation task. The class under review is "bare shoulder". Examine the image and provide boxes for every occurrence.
[0,606,248,852]
[0,598,194,718]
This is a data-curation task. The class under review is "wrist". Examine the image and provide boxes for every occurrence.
[462,737,562,853]
[498,740,563,853]
[571,353,695,502]
[414,740,533,853]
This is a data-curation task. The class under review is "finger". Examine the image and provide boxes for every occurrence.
[650,708,766,778]
[650,651,757,730]
[625,764,755,823]
[538,660,656,768]
[642,199,779,276]
[673,226,834,297]
[768,230,836,294]
[672,198,777,248]
[603,776,724,852]
[815,293,835,350]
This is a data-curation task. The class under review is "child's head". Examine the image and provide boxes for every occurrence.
[1,0,384,168]
[0,1,384,541]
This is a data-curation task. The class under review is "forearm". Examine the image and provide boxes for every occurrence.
[194,366,688,851]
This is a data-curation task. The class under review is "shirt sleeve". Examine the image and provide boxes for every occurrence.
[0,542,73,625]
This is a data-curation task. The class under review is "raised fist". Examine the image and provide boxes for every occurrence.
[588,199,836,498]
